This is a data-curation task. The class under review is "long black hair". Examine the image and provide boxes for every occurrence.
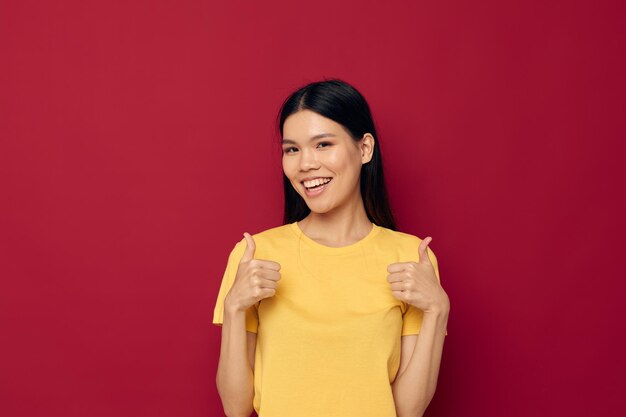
[277,79,398,231]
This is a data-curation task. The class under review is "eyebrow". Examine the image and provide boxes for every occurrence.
[281,133,336,145]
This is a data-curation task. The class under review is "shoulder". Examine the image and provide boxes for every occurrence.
[376,226,429,248]
[376,226,438,261]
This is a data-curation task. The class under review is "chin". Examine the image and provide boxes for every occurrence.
[307,208,331,215]
[296,186,342,214]
[305,203,337,214]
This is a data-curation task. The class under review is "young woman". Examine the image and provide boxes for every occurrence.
[213,79,450,417]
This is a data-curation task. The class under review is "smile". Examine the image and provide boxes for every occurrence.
[303,177,332,188]
[303,178,332,196]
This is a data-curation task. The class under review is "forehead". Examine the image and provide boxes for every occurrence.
[282,110,348,141]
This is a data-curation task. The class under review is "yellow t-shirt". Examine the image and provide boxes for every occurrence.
[213,221,445,417]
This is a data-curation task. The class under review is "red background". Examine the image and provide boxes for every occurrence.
[1,0,624,416]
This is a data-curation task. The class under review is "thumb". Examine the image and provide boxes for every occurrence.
[240,232,256,263]
[419,236,433,265]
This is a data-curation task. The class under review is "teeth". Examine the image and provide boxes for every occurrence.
[303,178,332,188]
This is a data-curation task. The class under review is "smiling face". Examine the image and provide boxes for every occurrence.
[281,109,375,214]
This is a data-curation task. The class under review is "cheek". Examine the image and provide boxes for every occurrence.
[282,158,300,183]
[326,151,361,176]
[281,157,292,175]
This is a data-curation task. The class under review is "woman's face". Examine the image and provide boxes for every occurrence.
[281,109,374,214]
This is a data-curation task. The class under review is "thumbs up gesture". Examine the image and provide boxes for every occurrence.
[224,232,282,313]
[386,237,449,314]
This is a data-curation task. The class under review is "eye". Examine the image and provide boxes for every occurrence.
[317,142,331,148]
[283,147,298,154]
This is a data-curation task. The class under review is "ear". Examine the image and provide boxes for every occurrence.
[360,133,375,164]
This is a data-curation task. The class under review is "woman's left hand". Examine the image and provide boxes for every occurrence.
[386,237,450,314]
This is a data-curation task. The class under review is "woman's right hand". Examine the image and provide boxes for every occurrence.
[224,232,281,313]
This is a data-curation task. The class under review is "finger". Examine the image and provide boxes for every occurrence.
[252,259,281,272]
[387,262,414,273]
[258,288,276,299]
[386,272,407,283]
[419,237,433,265]
[256,277,278,289]
[256,269,281,282]
[389,281,407,291]
[391,290,405,300]
[240,232,256,263]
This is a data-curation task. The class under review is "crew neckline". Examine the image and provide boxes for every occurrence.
[289,221,381,255]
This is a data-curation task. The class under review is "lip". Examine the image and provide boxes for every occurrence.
[300,176,333,184]
[302,178,332,197]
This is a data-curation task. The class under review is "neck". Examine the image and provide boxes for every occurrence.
[298,191,373,247]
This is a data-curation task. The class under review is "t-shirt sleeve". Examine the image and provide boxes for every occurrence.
[212,238,259,333]
[401,245,448,336]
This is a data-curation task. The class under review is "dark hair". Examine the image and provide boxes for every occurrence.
[277,79,398,231]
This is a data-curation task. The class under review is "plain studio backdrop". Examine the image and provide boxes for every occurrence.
[1,0,624,416]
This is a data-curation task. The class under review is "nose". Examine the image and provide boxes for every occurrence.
[299,148,320,171]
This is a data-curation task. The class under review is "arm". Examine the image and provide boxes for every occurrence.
[214,232,278,417]
[391,306,449,417]
[387,239,450,417]
[215,305,257,417]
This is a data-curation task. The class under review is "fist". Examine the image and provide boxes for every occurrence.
[386,237,449,313]
[224,232,282,312]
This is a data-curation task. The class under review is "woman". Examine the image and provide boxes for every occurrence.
[213,79,450,417]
